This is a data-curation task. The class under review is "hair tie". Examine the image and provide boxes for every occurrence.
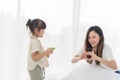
[26,19,31,26]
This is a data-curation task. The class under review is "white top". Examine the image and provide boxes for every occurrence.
[63,44,120,80]
[27,35,49,70]
[78,44,114,70]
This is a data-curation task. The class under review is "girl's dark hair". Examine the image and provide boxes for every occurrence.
[85,26,104,65]
[26,18,46,34]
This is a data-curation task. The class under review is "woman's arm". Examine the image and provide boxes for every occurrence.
[96,57,117,70]
[71,51,86,63]
[86,52,117,70]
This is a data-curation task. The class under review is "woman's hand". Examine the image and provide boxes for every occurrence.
[71,51,87,63]
[71,55,81,63]
[85,52,98,60]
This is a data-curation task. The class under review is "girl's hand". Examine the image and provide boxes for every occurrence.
[45,48,53,56]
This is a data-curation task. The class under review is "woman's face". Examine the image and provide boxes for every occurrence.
[88,31,100,49]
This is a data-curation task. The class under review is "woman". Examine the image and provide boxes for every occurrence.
[63,26,120,80]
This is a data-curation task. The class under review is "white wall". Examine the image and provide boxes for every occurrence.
[0,0,120,80]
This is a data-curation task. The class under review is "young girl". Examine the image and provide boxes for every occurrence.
[26,18,53,80]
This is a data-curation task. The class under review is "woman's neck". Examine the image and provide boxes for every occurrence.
[92,47,97,53]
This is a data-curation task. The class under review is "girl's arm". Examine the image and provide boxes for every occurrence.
[32,48,53,62]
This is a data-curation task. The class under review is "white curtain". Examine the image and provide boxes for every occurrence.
[0,0,120,80]
[77,0,120,67]
[0,0,73,80]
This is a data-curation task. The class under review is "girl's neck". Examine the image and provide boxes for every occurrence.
[32,33,38,37]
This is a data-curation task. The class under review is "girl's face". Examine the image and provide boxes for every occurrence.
[35,28,45,37]
[88,31,100,49]
[38,29,45,37]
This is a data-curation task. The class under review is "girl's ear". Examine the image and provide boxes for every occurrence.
[34,28,39,33]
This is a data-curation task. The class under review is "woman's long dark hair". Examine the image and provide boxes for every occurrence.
[85,26,104,65]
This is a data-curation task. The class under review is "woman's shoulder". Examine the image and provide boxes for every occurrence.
[103,43,113,55]
[103,43,111,50]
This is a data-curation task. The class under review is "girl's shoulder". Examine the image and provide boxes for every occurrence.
[30,36,40,44]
